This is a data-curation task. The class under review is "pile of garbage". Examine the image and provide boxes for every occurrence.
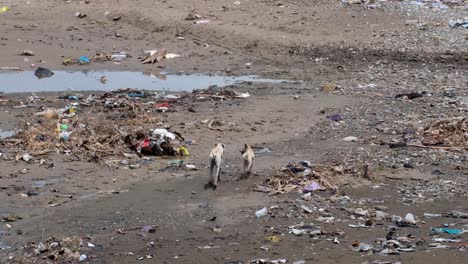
[421,117,467,148]
[15,236,97,263]
[2,89,190,166]
[11,115,187,165]
[254,161,366,195]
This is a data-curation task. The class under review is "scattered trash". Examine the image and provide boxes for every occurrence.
[20,50,35,56]
[212,226,222,233]
[264,235,281,243]
[394,213,417,227]
[142,226,157,233]
[79,254,87,262]
[62,57,75,66]
[176,146,189,156]
[343,0,364,4]
[255,207,268,218]
[348,224,370,228]
[185,11,202,21]
[433,238,461,243]
[424,213,442,218]
[404,213,416,225]
[152,128,176,140]
[165,53,181,59]
[111,52,130,62]
[59,131,71,141]
[431,169,444,175]
[432,228,464,235]
[448,18,468,28]
[254,162,346,195]
[75,12,87,18]
[292,261,305,264]
[2,214,22,222]
[194,19,211,24]
[0,66,23,71]
[443,88,457,98]
[235,92,251,98]
[321,83,337,92]
[303,180,325,192]
[21,153,32,162]
[135,137,178,156]
[395,92,426,100]
[0,6,10,13]
[389,142,407,149]
[446,210,468,219]
[78,56,90,65]
[253,147,271,155]
[357,242,373,252]
[154,102,170,112]
[250,259,287,264]
[342,136,358,142]
[192,86,258,101]
[327,114,342,122]
[301,205,313,213]
[290,225,322,236]
[185,164,197,170]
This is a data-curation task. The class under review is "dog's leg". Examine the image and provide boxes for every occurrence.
[212,164,218,189]
[243,159,249,178]
[210,159,215,186]
[248,160,253,175]
[217,157,222,182]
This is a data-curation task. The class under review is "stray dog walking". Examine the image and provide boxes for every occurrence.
[241,144,254,177]
[209,143,224,189]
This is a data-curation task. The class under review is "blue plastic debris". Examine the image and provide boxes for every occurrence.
[78,56,90,64]
[432,227,464,235]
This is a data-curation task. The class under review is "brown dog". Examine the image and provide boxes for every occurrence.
[209,143,224,189]
[241,144,254,176]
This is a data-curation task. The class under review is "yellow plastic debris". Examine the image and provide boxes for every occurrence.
[0,6,10,13]
[177,146,189,156]
[265,235,281,243]
[63,58,73,66]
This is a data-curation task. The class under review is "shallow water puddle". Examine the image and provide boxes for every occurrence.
[0,70,287,93]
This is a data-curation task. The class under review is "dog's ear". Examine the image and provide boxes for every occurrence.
[244,143,248,149]
[222,144,225,149]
